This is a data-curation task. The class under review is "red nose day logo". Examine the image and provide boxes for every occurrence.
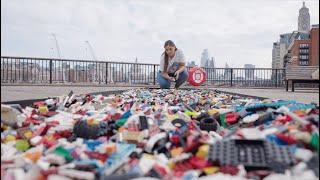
[193,70,204,83]
[188,67,206,86]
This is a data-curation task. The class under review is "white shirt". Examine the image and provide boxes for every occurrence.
[160,49,186,72]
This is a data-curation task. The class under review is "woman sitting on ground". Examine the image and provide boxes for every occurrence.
[157,40,188,89]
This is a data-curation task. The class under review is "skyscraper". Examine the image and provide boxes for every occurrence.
[206,57,215,84]
[272,42,281,69]
[207,57,215,68]
[280,33,292,49]
[271,41,281,85]
[224,63,231,79]
[187,61,197,67]
[201,49,215,68]
[244,64,255,79]
[201,49,209,67]
[298,2,310,32]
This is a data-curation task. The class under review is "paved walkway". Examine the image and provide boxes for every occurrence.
[1,85,319,105]
[1,85,136,102]
[215,88,319,105]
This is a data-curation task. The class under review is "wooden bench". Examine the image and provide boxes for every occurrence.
[285,66,319,92]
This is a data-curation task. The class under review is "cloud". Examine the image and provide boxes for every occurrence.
[1,0,319,67]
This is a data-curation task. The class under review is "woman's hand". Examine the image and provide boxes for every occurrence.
[161,72,175,81]
[169,77,176,82]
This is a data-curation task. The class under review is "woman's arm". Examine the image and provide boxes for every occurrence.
[175,50,186,74]
[176,62,186,73]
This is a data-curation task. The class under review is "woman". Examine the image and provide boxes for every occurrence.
[157,40,188,89]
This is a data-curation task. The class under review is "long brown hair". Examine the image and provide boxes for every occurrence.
[162,40,177,73]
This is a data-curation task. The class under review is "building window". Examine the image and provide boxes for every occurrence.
[299,49,309,54]
[299,44,309,48]
[299,55,309,60]
[299,60,309,66]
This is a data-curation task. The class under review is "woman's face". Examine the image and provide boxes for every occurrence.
[165,45,176,58]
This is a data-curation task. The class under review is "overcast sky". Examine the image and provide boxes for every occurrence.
[1,0,319,68]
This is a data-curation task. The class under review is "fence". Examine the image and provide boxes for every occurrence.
[1,56,285,87]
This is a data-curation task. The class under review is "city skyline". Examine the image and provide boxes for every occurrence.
[1,0,319,68]
[272,2,319,70]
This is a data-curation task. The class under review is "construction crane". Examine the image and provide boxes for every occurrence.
[52,33,62,59]
[85,41,97,61]
[84,41,114,84]
[51,33,66,82]
[85,41,97,83]
[84,41,113,84]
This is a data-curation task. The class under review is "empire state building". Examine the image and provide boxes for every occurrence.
[298,1,310,32]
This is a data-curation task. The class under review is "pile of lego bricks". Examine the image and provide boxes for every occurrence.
[1,88,319,180]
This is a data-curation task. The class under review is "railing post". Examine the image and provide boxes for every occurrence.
[105,62,108,84]
[283,68,286,87]
[275,69,278,87]
[153,65,156,85]
[230,68,233,87]
[49,59,52,84]
[68,63,71,83]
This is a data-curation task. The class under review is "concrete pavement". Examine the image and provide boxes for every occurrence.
[1,85,319,105]
[1,85,136,102]
[214,88,319,105]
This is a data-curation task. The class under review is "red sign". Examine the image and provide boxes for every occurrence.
[188,67,207,86]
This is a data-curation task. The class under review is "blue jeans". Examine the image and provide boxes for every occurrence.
[157,70,188,89]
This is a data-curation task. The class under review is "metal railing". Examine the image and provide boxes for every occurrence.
[201,67,285,87]
[1,56,285,87]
